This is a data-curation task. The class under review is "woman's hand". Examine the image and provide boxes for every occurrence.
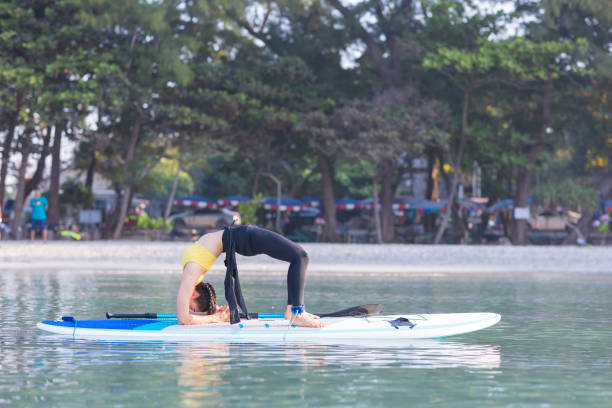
[212,305,230,323]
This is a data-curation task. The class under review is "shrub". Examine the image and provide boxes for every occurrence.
[238,193,263,225]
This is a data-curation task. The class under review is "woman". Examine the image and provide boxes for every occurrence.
[176,224,324,328]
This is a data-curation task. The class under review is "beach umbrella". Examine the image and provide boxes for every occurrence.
[456,198,484,211]
[352,197,447,213]
[217,195,251,208]
[391,196,415,211]
[487,198,514,213]
[336,198,363,211]
[409,199,447,214]
[360,198,377,210]
[173,195,217,209]
[389,197,447,214]
[262,197,304,212]
[300,197,321,208]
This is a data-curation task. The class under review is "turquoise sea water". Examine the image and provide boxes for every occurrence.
[1,269,611,407]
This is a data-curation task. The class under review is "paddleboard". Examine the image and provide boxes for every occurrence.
[37,313,500,343]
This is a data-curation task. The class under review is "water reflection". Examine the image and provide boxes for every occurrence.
[174,340,501,370]
[175,342,230,407]
[29,336,500,370]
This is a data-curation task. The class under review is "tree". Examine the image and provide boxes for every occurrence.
[333,87,449,242]
[80,0,194,238]
[422,5,512,243]
[210,0,360,240]
[0,2,45,214]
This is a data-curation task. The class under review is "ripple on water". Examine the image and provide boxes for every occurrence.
[1,270,612,407]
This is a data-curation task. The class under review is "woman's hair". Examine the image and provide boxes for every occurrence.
[194,282,217,314]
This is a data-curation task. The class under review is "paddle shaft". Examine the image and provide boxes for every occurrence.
[106,312,272,320]
[106,304,382,320]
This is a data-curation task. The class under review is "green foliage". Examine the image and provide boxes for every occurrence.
[237,193,263,225]
[59,178,94,208]
[531,179,599,211]
[136,215,171,231]
[333,88,450,171]
[2,0,609,243]
[141,158,194,199]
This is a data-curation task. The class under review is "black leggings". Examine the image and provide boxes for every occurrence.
[222,225,308,306]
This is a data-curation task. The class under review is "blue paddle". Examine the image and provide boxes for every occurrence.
[105,304,382,320]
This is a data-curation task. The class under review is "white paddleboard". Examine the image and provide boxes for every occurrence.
[37,313,501,343]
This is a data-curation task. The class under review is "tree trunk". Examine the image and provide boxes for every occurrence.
[435,87,470,244]
[112,109,142,239]
[252,166,262,196]
[103,187,122,238]
[85,147,96,191]
[0,128,15,207]
[380,162,395,243]
[511,165,531,245]
[425,147,439,201]
[113,185,133,239]
[453,200,469,243]
[512,76,554,245]
[372,178,383,244]
[0,94,20,206]
[24,128,51,199]
[438,152,452,196]
[47,124,63,228]
[10,137,32,239]
[164,152,183,220]
[424,148,440,231]
[317,151,338,242]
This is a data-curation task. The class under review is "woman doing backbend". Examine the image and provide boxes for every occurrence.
[176,224,324,328]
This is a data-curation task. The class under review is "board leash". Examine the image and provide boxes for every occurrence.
[282,305,304,341]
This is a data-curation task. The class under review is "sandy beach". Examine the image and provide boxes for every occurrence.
[1,241,610,276]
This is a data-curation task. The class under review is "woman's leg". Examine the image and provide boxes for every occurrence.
[246,226,308,306]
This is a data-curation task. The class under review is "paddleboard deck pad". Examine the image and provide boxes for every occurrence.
[37,313,500,342]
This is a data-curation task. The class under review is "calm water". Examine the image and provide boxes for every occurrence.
[1,270,611,407]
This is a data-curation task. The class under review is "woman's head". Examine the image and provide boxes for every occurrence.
[191,282,217,314]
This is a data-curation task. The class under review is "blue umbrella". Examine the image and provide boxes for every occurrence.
[487,198,514,212]
[173,196,217,209]
[217,195,251,208]
[336,198,363,210]
[403,198,446,213]
[300,197,321,208]
[262,197,304,212]
[456,198,485,211]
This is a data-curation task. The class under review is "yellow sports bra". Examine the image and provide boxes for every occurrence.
[182,242,217,271]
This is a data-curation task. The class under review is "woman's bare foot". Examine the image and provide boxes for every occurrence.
[291,313,325,328]
[284,305,320,320]
[284,305,324,328]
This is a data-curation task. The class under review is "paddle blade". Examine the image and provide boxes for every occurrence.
[318,304,382,318]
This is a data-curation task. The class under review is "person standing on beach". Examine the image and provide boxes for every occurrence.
[30,189,48,242]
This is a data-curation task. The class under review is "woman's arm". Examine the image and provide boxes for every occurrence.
[176,263,229,325]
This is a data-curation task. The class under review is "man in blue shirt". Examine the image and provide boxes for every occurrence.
[30,189,48,241]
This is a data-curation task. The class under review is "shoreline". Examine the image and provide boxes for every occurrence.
[1,241,611,276]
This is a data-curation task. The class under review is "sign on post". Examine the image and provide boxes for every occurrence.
[79,210,102,225]
[514,207,530,220]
